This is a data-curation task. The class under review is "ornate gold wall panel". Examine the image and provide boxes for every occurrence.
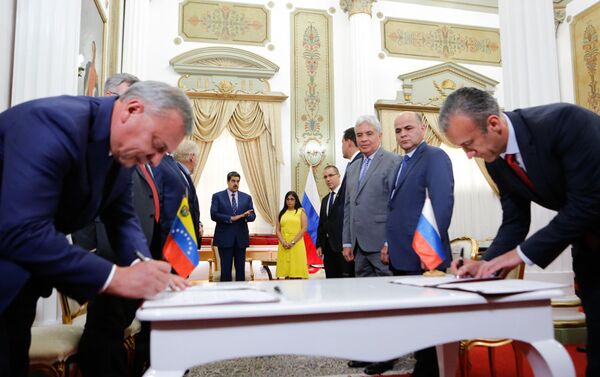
[382,18,501,65]
[571,1,600,115]
[179,0,270,45]
[291,9,334,197]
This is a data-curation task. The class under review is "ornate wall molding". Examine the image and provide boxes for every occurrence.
[179,0,270,46]
[382,18,501,65]
[571,1,600,115]
[170,47,281,95]
[393,62,498,106]
[291,9,334,196]
[339,0,376,17]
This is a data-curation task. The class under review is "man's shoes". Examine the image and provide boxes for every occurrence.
[364,360,395,375]
[347,360,371,368]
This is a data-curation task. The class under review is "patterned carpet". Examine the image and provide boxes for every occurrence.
[187,355,415,377]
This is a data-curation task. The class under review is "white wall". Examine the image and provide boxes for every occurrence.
[144,0,503,235]
[0,0,16,112]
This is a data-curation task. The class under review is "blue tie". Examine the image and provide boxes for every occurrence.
[391,155,411,197]
[231,193,238,214]
[358,157,371,187]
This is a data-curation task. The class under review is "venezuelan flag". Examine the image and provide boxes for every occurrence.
[412,195,446,271]
[163,196,199,277]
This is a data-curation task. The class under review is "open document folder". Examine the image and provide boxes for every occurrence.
[141,286,280,309]
[391,275,567,295]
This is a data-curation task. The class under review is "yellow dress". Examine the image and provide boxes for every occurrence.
[276,209,309,279]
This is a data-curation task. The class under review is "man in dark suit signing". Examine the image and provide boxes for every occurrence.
[441,87,600,377]
[0,81,193,376]
[382,112,454,377]
[210,172,255,281]
[316,165,353,278]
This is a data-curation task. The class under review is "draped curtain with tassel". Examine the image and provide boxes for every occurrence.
[188,98,282,226]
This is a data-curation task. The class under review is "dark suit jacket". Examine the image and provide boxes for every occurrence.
[72,165,159,262]
[175,161,201,243]
[154,155,200,247]
[210,190,255,248]
[386,142,454,271]
[484,103,600,268]
[316,189,344,253]
[0,96,150,312]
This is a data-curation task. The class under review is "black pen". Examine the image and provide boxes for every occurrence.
[455,247,464,278]
[273,286,283,295]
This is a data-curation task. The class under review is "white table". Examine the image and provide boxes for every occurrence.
[137,277,574,377]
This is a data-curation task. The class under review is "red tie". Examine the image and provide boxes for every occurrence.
[138,164,160,222]
[505,154,534,191]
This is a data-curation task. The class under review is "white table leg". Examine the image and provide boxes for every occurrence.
[142,368,186,377]
[437,342,460,377]
[514,339,575,377]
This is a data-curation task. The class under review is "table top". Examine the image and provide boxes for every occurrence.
[137,276,564,322]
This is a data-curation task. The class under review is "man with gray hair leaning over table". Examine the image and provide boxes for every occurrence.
[0,80,193,377]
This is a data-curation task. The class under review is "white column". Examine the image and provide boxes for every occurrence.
[341,0,376,121]
[349,13,374,120]
[498,0,573,288]
[11,0,80,106]
[11,0,81,325]
[121,0,150,78]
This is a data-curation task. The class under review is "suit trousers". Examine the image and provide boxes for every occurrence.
[78,294,142,377]
[322,241,354,278]
[219,241,246,281]
[572,234,600,377]
[0,280,45,377]
[354,242,392,277]
[391,267,440,377]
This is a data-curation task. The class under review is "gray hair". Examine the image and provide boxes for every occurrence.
[439,87,500,134]
[354,114,381,133]
[104,73,140,94]
[119,80,193,135]
[173,139,200,162]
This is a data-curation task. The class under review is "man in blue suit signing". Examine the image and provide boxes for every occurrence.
[0,81,193,376]
[382,111,454,377]
[211,172,255,281]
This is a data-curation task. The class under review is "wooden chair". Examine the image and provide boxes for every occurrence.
[455,237,525,377]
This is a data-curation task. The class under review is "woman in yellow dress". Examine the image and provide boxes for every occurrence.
[275,191,309,279]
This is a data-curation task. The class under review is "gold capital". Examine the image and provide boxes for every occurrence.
[339,0,376,17]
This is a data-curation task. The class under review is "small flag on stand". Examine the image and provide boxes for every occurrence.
[163,196,199,277]
[301,168,324,268]
[412,194,446,271]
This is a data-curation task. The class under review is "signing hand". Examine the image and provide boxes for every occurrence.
[168,273,191,291]
[474,250,522,278]
[106,260,172,299]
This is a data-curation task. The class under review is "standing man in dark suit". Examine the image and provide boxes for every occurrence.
[441,87,600,377]
[382,112,454,377]
[173,140,202,244]
[211,172,255,281]
[316,165,353,278]
[0,81,192,376]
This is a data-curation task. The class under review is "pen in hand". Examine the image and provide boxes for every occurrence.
[135,250,151,262]
[455,247,464,278]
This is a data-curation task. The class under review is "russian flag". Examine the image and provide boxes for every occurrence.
[412,194,446,271]
[163,196,199,278]
[301,168,324,267]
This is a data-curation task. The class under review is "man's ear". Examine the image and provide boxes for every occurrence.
[487,114,503,134]
[118,99,144,123]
